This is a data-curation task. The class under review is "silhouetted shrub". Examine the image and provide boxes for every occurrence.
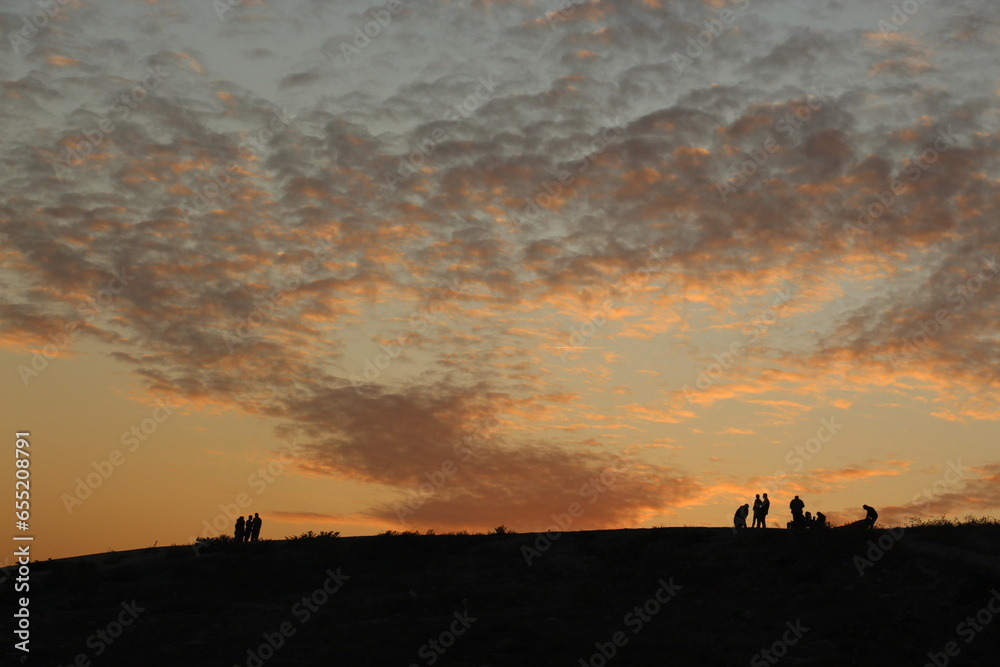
[191,535,241,554]
[285,530,341,541]
[493,525,515,535]
[907,515,1000,528]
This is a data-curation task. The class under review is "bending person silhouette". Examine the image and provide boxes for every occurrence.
[862,505,878,530]
[734,503,750,529]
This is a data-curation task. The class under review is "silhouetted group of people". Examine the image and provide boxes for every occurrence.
[235,513,262,543]
[733,493,770,528]
[787,495,821,529]
[733,495,877,531]
[787,495,835,529]
[752,493,770,527]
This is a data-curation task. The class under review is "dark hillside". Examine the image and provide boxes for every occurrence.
[4,527,999,666]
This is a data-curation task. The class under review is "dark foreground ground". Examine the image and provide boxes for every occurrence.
[3,526,999,666]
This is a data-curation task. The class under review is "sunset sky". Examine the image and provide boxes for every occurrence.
[2,0,999,561]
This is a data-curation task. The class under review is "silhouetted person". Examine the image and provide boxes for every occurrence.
[789,495,805,528]
[752,494,763,528]
[804,511,813,525]
[235,516,245,543]
[734,503,750,529]
[815,512,827,528]
[863,505,878,530]
[251,513,262,541]
[760,493,770,528]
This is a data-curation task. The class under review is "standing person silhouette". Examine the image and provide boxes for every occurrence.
[760,493,770,528]
[234,516,245,543]
[251,513,262,541]
[862,505,878,530]
[752,494,763,528]
[789,495,805,528]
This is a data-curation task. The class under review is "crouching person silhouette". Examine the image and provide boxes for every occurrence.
[862,505,878,530]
